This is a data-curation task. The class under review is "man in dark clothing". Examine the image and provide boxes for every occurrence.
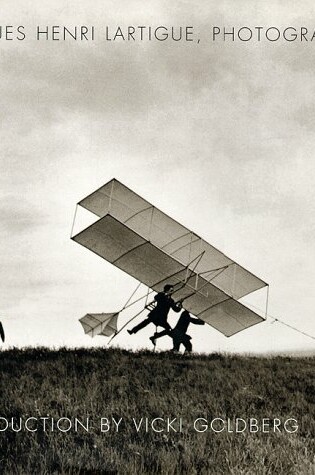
[127,284,182,335]
[172,310,205,352]
[150,310,205,353]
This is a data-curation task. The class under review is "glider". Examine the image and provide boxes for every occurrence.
[71,179,268,339]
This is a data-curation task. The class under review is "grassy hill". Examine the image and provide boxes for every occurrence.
[0,348,314,474]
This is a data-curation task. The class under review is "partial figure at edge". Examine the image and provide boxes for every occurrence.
[0,321,5,343]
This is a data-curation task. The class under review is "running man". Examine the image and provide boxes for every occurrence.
[127,284,182,335]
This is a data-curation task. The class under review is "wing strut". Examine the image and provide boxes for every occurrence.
[178,265,230,305]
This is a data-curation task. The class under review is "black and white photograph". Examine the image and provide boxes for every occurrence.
[0,1,314,473]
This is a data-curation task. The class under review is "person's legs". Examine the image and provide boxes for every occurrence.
[172,340,181,352]
[183,335,192,353]
[172,332,182,352]
[149,323,173,345]
[128,317,151,334]
[154,328,170,339]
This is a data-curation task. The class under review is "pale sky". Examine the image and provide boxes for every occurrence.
[1,1,315,354]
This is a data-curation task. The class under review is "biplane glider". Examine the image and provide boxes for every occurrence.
[71,179,268,342]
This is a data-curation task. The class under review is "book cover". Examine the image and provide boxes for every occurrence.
[1,2,314,473]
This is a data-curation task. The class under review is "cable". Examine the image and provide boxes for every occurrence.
[269,316,315,341]
[70,204,78,238]
[243,299,315,341]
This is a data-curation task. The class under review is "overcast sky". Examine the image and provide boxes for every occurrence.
[1,1,315,354]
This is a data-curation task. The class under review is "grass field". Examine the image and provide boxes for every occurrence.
[0,347,314,474]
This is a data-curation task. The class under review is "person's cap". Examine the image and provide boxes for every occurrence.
[164,284,174,292]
